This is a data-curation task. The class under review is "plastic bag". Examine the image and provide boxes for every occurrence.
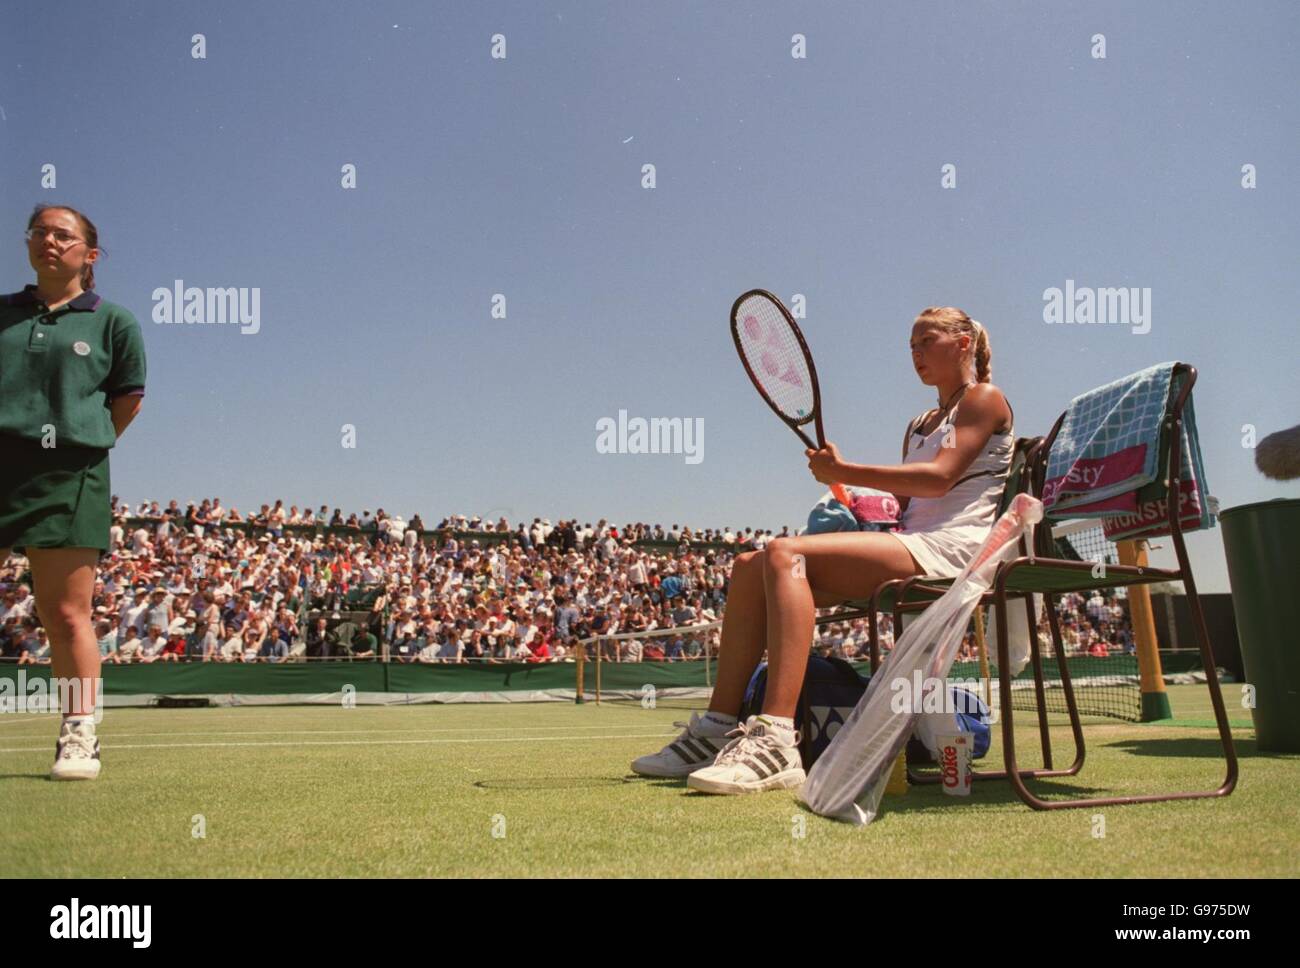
[800,493,1044,825]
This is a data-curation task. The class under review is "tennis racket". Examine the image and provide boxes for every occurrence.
[730,289,851,507]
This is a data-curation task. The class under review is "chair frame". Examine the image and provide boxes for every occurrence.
[818,362,1238,809]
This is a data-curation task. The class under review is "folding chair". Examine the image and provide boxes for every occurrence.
[820,363,1238,809]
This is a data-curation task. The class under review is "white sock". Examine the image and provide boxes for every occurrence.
[755,714,796,741]
[63,715,95,729]
[699,712,738,734]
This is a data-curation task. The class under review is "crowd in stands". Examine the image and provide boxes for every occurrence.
[1037,590,1136,658]
[1,497,1134,666]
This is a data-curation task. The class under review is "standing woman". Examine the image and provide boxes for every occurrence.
[0,205,147,780]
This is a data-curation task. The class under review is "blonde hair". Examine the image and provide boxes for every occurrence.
[914,306,991,383]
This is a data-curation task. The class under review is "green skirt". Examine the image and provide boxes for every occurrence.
[0,434,112,555]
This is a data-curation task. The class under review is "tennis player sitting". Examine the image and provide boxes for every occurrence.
[632,307,1015,794]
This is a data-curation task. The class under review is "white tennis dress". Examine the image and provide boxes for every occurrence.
[889,389,1015,579]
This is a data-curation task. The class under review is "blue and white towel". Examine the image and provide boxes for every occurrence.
[1042,362,1213,539]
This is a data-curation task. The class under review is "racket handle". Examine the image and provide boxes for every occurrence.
[830,483,851,507]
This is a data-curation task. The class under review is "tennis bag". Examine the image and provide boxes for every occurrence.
[740,656,871,768]
[909,685,993,762]
[740,655,991,768]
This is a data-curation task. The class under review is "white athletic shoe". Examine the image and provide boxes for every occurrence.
[51,720,101,781]
[686,715,806,795]
[631,711,733,778]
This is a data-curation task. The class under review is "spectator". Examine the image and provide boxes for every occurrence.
[1,584,37,623]
[16,620,46,665]
[258,626,289,662]
[139,624,168,664]
[158,629,188,662]
[306,617,331,658]
[94,616,121,664]
[350,629,378,660]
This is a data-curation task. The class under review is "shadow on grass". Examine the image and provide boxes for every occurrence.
[635,776,692,789]
[473,776,639,790]
[797,777,1135,818]
[1106,735,1276,759]
[792,740,1249,819]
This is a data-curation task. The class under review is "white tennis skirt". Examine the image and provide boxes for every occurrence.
[888,527,987,580]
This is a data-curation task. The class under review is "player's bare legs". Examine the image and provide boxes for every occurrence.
[630,547,774,778]
[705,549,767,716]
[707,534,919,717]
[760,531,921,718]
[633,532,920,781]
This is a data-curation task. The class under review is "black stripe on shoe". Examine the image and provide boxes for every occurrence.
[679,738,711,761]
[669,742,695,762]
[751,750,781,777]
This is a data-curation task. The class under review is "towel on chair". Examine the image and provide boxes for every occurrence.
[1042,362,1214,541]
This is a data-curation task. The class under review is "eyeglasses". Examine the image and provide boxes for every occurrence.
[25,227,85,247]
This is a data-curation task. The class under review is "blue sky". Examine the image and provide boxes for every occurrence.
[4,1,1297,592]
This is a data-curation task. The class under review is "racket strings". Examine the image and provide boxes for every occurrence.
[733,294,815,423]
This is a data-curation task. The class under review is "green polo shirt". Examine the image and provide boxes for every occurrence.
[0,285,147,450]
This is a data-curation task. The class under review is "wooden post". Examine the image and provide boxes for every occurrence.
[575,638,585,704]
[1117,539,1172,721]
[974,606,992,706]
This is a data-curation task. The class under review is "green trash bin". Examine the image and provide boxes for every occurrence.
[1220,498,1300,753]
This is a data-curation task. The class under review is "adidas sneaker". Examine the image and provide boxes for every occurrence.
[686,715,805,795]
[631,711,732,778]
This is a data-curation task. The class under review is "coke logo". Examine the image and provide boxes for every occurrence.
[941,745,959,788]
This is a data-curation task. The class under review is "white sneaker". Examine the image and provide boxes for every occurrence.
[51,720,101,781]
[631,711,733,778]
[686,715,805,795]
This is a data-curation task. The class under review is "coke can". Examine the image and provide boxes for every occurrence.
[937,732,972,797]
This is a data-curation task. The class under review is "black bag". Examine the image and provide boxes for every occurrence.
[739,655,871,768]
